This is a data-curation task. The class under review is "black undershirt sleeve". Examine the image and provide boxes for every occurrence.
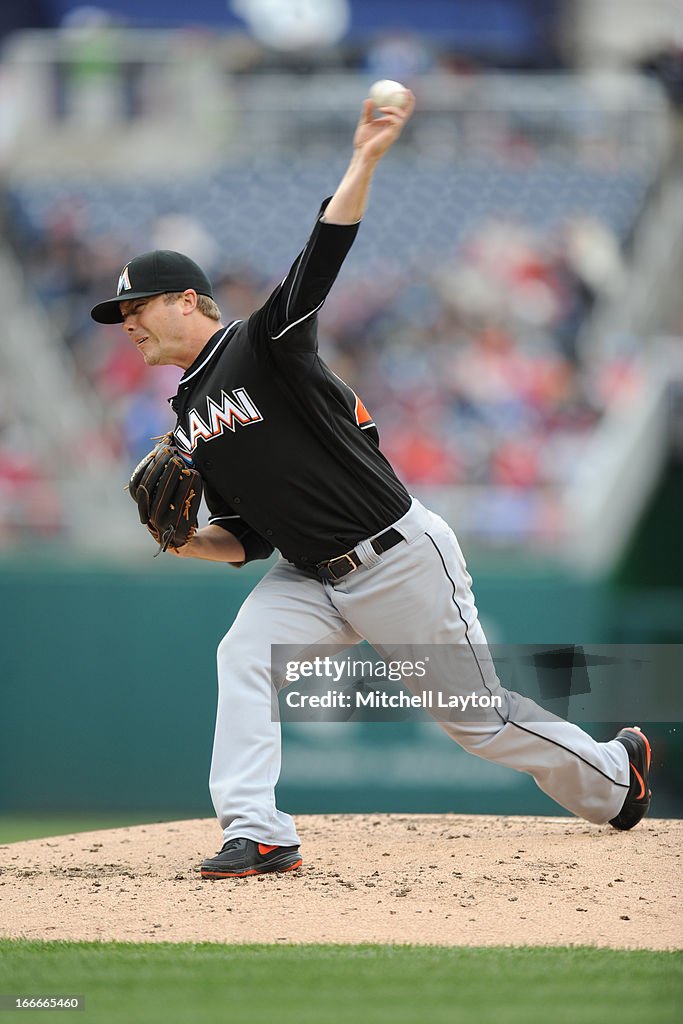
[250,198,360,347]
[204,484,274,565]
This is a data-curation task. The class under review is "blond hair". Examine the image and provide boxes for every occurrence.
[164,291,222,321]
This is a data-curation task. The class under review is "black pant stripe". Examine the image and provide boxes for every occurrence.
[424,533,628,790]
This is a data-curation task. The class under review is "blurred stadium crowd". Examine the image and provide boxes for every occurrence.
[0,0,680,549]
[8,161,638,482]
[0,173,643,545]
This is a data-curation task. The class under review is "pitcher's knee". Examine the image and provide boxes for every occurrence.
[217,626,258,670]
[216,629,236,667]
[216,630,277,698]
[443,721,504,756]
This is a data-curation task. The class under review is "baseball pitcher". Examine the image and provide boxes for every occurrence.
[91,92,651,878]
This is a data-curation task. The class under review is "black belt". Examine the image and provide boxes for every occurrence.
[316,528,404,582]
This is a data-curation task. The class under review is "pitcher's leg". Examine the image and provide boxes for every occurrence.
[420,623,629,823]
[329,503,630,824]
[211,559,359,845]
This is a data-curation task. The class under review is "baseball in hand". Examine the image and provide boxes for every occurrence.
[369,79,408,110]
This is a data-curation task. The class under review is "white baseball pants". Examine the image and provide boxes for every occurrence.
[210,499,630,845]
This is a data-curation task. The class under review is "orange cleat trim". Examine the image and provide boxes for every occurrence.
[623,727,651,770]
[257,843,279,856]
[201,858,302,880]
[630,764,646,800]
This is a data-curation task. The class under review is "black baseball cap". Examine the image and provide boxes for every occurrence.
[90,250,215,324]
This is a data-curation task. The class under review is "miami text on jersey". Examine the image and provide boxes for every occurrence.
[176,388,263,452]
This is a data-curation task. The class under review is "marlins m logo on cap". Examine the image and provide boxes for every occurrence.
[117,265,132,295]
[91,250,215,324]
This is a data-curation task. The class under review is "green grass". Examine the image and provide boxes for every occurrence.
[0,815,183,845]
[0,942,680,1024]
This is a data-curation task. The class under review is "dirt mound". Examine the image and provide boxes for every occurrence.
[0,814,679,948]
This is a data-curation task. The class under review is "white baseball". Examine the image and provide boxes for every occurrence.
[368,79,408,110]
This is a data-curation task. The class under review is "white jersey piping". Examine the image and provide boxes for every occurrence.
[179,321,241,385]
[271,300,324,341]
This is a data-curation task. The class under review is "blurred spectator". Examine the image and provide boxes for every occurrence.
[151,214,220,272]
[56,8,135,125]
[0,382,63,542]
[640,38,683,111]
[0,446,63,542]
[364,31,435,82]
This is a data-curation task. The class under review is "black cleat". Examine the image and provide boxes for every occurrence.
[609,727,652,831]
[201,838,302,879]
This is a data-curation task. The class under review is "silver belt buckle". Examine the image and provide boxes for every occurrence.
[326,552,357,581]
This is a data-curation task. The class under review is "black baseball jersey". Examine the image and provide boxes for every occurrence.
[169,199,411,572]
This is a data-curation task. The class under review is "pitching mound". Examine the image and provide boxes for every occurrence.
[0,815,679,948]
